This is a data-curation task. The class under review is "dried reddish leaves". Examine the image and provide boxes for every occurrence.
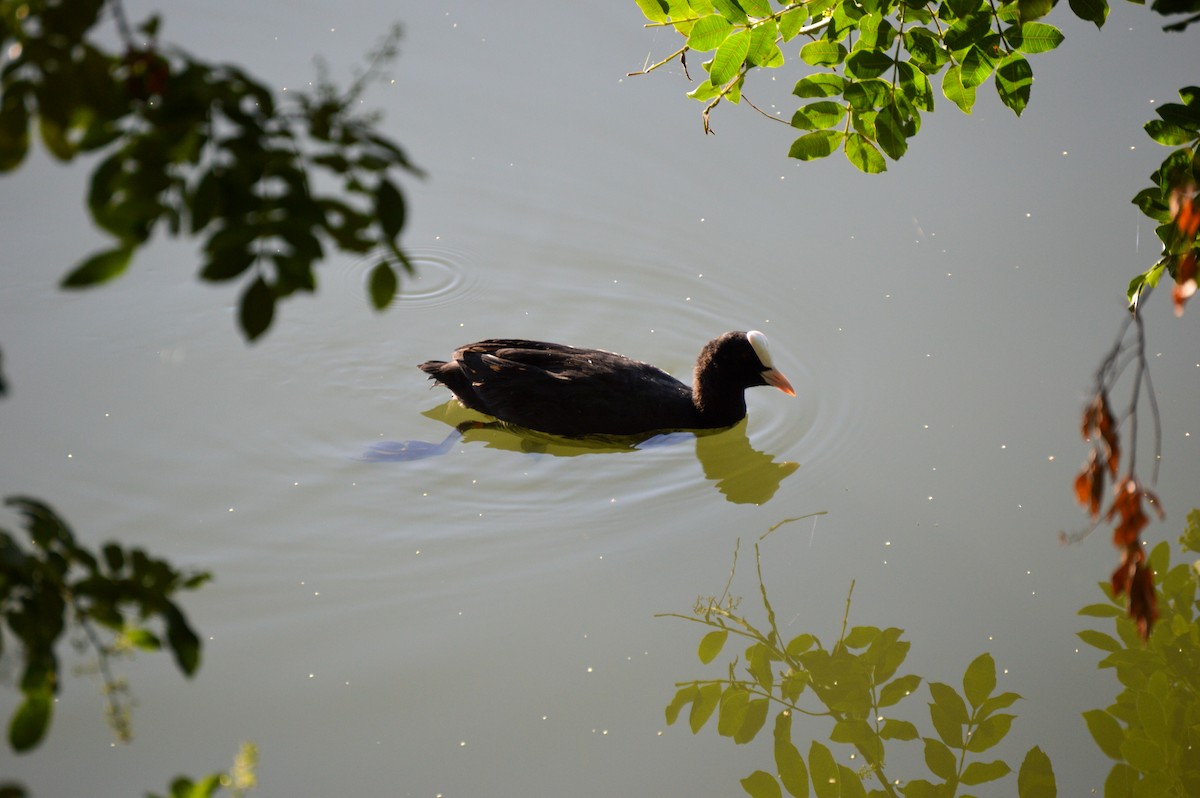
[1074,394,1163,641]
[1169,182,1199,317]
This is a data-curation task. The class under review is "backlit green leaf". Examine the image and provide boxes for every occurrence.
[996,53,1034,116]
[800,41,848,67]
[1015,22,1064,53]
[634,0,670,22]
[793,74,846,98]
[792,101,847,130]
[844,133,886,173]
[718,687,750,737]
[61,244,134,288]
[711,29,751,85]
[747,21,784,67]
[789,130,845,161]
[779,6,810,40]
[875,103,908,160]
[1017,745,1056,798]
[687,15,734,51]
[1145,119,1195,146]
[845,49,894,79]
[1018,0,1054,21]
[942,65,976,113]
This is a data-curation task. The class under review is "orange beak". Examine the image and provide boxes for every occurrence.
[763,368,796,397]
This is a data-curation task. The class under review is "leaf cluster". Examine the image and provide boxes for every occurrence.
[0,0,419,340]
[0,496,210,754]
[633,0,1086,172]
[1126,87,1200,314]
[661,543,1055,797]
[1077,513,1200,797]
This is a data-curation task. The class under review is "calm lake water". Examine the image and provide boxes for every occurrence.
[2,2,1198,796]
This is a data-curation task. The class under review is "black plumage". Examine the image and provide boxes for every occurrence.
[418,331,794,436]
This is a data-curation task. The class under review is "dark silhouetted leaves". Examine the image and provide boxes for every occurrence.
[239,277,276,342]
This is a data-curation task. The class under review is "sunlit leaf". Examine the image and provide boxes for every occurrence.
[665,683,698,725]
[1018,0,1054,21]
[789,130,845,161]
[879,673,922,708]
[634,0,670,22]
[717,687,750,737]
[799,41,848,67]
[698,629,729,664]
[711,29,751,85]
[792,102,847,130]
[875,103,908,160]
[843,133,886,173]
[962,759,1011,785]
[747,21,784,67]
[1015,22,1064,54]
[1017,745,1057,798]
[687,15,734,50]
[942,66,976,113]
[996,53,1034,116]
[778,6,810,40]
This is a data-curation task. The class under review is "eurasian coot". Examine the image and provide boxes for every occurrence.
[418,330,794,436]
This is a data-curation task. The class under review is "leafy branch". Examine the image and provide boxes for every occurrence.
[0,0,420,341]
[661,539,1056,797]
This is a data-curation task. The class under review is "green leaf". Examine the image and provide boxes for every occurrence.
[830,718,874,746]
[687,15,734,50]
[690,683,722,732]
[1145,119,1195,146]
[844,50,894,79]
[1018,0,1054,21]
[844,133,886,173]
[698,629,729,664]
[794,74,847,98]
[875,103,908,160]
[962,653,997,710]
[1015,22,1064,54]
[929,681,970,724]
[747,21,785,67]
[789,130,845,161]
[1017,745,1056,798]
[779,6,810,40]
[61,244,134,289]
[842,626,878,649]
[792,101,847,130]
[1077,629,1122,653]
[738,0,772,14]
[896,62,934,111]
[965,712,1014,753]
[165,605,202,676]
[1068,0,1108,28]
[942,66,976,113]
[1082,708,1125,759]
[960,42,999,88]
[923,737,957,781]
[880,718,919,740]
[8,690,52,752]
[961,759,1011,785]
[976,690,1021,717]
[800,41,848,66]
[994,53,1033,116]
[808,741,839,798]
[239,276,276,342]
[879,673,922,707]
[666,684,698,725]
[368,261,398,310]
[734,697,770,744]
[634,0,670,22]
[742,770,783,798]
[773,712,809,798]
[711,28,751,85]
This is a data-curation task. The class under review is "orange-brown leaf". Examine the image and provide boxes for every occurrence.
[1074,450,1104,517]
